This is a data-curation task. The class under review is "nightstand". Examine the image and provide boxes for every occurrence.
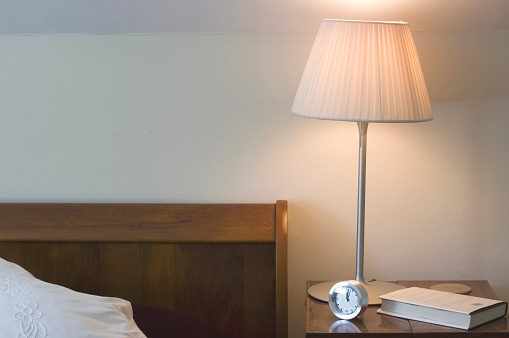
[306,280,508,337]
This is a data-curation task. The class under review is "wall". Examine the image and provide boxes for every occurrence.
[1,2,509,337]
[3,0,509,33]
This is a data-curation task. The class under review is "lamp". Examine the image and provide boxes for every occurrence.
[292,19,433,304]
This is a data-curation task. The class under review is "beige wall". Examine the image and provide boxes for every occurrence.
[0,29,508,337]
[3,0,509,33]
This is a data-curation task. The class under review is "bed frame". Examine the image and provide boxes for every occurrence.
[0,201,288,338]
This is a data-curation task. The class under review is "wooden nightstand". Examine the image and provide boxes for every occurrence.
[306,280,508,337]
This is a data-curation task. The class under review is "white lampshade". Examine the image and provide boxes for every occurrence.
[292,19,433,122]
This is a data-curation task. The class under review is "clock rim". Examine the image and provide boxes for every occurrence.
[328,280,368,320]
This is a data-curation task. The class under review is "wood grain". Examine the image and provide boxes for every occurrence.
[0,242,101,295]
[275,200,288,338]
[0,201,288,338]
[139,243,175,309]
[0,203,276,242]
[174,243,245,337]
[100,243,143,303]
[245,243,276,338]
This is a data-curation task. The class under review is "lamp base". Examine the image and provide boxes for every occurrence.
[308,279,405,305]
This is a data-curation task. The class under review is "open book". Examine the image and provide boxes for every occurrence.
[378,287,507,330]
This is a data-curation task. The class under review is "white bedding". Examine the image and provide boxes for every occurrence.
[0,257,146,337]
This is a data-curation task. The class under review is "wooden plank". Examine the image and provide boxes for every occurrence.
[174,243,245,338]
[0,203,276,242]
[244,243,276,338]
[0,242,177,310]
[275,200,288,338]
[139,243,175,309]
[100,243,142,302]
[0,242,101,295]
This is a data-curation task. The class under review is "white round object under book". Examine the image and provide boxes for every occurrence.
[430,283,472,294]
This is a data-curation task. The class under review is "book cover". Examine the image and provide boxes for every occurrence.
[377,287,508,330]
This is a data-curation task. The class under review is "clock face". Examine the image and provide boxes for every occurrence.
[328,281,368,320]
[335,286,359,314]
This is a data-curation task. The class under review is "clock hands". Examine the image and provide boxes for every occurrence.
[329,281,368,320]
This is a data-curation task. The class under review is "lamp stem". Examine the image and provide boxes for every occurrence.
[306,120,406,303]
[355,121,368,284]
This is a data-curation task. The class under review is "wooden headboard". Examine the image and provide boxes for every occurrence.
[0,201,288,338]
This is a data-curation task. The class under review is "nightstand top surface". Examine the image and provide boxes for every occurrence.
[306,280,508,337]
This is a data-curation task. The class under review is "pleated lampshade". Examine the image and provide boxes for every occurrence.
[292,19,433,122]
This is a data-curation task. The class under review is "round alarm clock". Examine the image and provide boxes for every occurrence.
[328,280,369,320]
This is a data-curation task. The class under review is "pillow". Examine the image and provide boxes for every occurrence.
[0,257,146,337]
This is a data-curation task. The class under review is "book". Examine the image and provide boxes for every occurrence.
[377,287,508,330]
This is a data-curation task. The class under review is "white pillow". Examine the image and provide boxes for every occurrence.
[0,257,146,337]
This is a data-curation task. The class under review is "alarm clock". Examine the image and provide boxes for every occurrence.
[328,280,369,320]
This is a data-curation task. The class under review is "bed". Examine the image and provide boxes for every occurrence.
[0,201,288,338]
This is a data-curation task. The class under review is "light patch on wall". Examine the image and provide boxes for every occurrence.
[330,0,406,8]
[324,0,414,22]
